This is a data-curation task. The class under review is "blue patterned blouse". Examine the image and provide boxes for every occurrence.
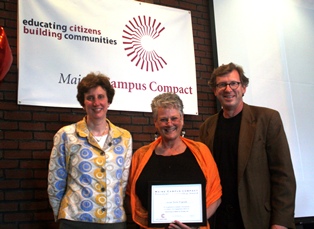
[47,118,132,224]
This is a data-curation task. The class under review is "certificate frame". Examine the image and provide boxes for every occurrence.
[147,181,207,227]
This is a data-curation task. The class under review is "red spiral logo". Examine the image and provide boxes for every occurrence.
[122,16,167,72]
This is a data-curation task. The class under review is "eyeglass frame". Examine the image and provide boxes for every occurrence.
[215,81,241,90]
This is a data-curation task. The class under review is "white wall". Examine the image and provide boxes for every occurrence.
[213,0,314,218]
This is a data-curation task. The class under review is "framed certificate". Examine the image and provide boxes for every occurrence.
[147,181,207,227]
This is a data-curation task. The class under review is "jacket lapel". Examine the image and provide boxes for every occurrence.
[207,113,219,153]
[237,104,256,184]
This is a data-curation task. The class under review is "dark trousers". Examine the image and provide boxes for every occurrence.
[209,204,245,229]
[59,219,126,229]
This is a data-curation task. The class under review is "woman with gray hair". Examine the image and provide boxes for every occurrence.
[126,92,222,229]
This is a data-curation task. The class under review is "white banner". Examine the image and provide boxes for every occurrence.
[17,0,198,114]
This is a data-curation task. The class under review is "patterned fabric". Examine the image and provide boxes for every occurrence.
[47,117,132,224]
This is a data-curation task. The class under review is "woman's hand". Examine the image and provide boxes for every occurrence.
[271,225,287,229]
[167,220,199,229]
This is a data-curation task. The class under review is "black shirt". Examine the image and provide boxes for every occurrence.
[212,110,244,229]
[136,147,205,210]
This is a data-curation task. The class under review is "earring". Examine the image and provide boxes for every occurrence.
[181,129,185,137]
[154,132,158,140]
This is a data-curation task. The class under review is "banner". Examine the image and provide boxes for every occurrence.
[18,0,198,114]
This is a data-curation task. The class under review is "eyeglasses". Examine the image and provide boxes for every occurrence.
[216,81,241,90]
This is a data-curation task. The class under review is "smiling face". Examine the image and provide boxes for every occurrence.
[154,107,184,142]
[84,85,110,122]
[214,69,246,117]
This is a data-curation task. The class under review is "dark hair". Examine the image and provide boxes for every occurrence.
[208,62,249,89]
[151,92,184,120]
[76,72,115,107]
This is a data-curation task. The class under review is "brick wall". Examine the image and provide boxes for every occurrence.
[0,0,217,228]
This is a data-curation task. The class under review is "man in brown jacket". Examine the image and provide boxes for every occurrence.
[200,62,296,229]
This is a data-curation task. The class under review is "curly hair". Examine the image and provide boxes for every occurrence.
[76,72,115,107]
[208,62,249,89]
[151,92,184,120]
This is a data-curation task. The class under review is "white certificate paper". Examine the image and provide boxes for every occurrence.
[148,183,206,226]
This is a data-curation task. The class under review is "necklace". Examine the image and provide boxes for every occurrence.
[87,123,109,142]
[92,134,105,142]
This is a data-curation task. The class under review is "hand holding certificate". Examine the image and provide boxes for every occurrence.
[148,182,206,227]
[126,93,222,229]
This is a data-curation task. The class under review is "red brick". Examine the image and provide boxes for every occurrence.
[5,169,33,179]
[0,202,18,212]
[20,160,48,169]
[0,224,18,229]
[34,190,50,200]
[5,190,33,201]
[20,201,48,211]
[19,122,45,131]
[0,180,20,189]
[4,111,32,121]
[3,212,33,222]
[0,101,19,110]
[34,169,48,179]
[32,113,59,122]
[131,117,149,124]
[34,211,54,221]
[20,221,59,229]
[3,150,32,159]
[5,131,33,140]
[33,151,51,160]
[33,132,54,141]
[0,159,19,168]
[19,142,46,150]
[1,121,18,130]
[21,180,47,189]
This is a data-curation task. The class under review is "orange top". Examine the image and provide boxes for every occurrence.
[126,137,222,229]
